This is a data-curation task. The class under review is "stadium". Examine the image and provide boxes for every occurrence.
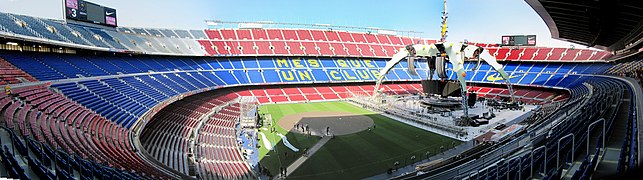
[0,0,641,179]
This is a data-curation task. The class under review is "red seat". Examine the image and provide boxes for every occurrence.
[197,40,216,55]
[546,48,566,61]
[533,48,552,60]
[575,50,593,61]
[225,41,241,54]
[251,29,268,40]
[266,29,284,40]
[351,33,367,43]
[324,31,341,41]
[235,29,252,40]
[271,41,289,55]
[506,48,523,60]
[286,41,304,55]
[300,42,317,55]
[389,36,403,45]
[0,58,38,84]
[561,49,580,61]
[591,51,612,60]
[211,41,228,54]
[282,30,298,40]
[494,48,510,60]
[205,30,222,40]
[357,44,374,57]
[364,34,379,43]
[296,30,313,40]
[400,37,413,45]
[375,34,391,44]
[220,30,237,40]
[329,43,348,56]
[255,41,273,55]
[337,32,354,42]
[344,43,360,56]
[237,41,256,55]
[519,48,537,61]
[309,30,327,41]
[316,42,333,56]
[370,45,387,57]
[383,45,398,57]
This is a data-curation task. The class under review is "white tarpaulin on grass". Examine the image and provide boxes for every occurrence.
[277,133,299,152]
[259,132,273,151]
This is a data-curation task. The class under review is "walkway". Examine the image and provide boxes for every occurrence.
[283,136,333,178]
[365,140,476,179]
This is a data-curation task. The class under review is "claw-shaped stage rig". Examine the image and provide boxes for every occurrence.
[373,42,516,125]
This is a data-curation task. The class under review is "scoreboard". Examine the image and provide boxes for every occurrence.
[501,35,536,46]
[65,0,117,27]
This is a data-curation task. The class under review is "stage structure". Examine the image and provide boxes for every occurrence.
[374,43,516,125]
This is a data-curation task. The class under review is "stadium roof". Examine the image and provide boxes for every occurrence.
[526,0,643,51]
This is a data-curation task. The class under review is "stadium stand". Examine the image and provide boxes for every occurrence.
[0,85,172,179]
[0,56,36,85]
[0,12,612,61]
[0,7,638,179]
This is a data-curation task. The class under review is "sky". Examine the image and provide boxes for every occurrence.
[0,0,583,48]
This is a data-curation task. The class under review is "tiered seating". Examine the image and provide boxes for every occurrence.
[0,85,172,179]
[201,29,417,57]
[140,91,251,179]
[0,56,37,85]
[141,100,208,175]
[236,83,563,105]
[0,12,37,37]
[604,59,643,78]
[197,104,251,179]
[489,47,611,61]
[0,12,205,55]
[468,86,561,104]
[0,12,618,61]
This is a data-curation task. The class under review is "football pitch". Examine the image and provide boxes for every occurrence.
[257,101,462,179]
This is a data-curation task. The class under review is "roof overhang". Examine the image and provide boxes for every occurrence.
[525,0,643,52]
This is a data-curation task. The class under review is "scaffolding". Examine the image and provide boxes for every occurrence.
[238,96,259,128]
[351,92,467,138]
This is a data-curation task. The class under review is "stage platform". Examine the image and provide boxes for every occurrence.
[351,94,538,141]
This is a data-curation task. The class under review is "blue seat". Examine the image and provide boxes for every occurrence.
[0,13,37,37]
[174,29,193,39]
[214,71,237,85]
[67,25,110,47]
[248,70,265,84]
[189,30,207,39]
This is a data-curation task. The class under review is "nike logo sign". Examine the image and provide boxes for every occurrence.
[106,12,114,16]
[486,74,522,81]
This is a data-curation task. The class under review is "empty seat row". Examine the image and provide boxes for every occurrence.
[0,86,175,179]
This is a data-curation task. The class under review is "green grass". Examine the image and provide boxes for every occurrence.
[258,101,461,179]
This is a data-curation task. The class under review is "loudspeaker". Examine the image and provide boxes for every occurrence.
[421,80,448,95]
[436,57,448,78]
[468,93,477,107]
[442,81,461,97]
